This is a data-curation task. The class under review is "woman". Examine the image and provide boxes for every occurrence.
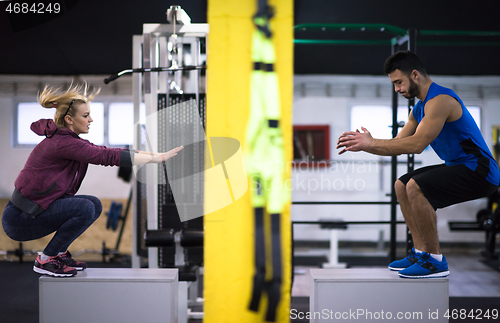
[2,84,183,277]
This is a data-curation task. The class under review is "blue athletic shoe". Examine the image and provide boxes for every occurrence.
[388,247,422,271]
[398,253,450,279]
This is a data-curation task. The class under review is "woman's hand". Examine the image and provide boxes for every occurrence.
[133,146,184,165]
[161,146,184,161]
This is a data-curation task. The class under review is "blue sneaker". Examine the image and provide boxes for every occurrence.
[388,248,422,271]
[398,253,450,279]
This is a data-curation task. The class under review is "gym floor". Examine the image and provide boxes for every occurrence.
[1,247,498,323]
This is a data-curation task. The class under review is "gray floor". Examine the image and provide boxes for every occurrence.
[292,251,500,298]
[447,254,500,297]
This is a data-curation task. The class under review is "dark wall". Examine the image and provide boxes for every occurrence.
[0,0,207,75]
[294,0,500,76]
[1,0,498,76]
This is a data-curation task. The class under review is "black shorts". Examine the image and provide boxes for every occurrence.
[398,164,498,210]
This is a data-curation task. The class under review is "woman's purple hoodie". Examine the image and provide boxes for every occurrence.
[11,119,133,216]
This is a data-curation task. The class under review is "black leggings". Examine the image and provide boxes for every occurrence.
[2,195,102,256]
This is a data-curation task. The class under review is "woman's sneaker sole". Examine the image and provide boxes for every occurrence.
[33,266,76,277]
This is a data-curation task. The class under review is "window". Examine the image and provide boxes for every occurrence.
[293,125,330,167]
[14,100,144,147]
[351,106,410,139]
[468,107,481,130]
[108,103,134,146]
[17,102,55,145]
[108,102,146,146]
[16,102,104,146]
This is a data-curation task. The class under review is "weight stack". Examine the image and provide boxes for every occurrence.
[157,93,206,268]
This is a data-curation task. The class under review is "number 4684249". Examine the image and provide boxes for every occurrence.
[444,308,499,320]
[6,3,61,14]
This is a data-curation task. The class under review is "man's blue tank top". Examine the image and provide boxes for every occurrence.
[412,82,499,186]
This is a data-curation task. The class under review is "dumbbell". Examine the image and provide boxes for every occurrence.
[476,209,491,230]
[106,201,123,231]
[483,209,500,232]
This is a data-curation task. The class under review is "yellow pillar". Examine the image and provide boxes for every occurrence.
[204,0,293,322]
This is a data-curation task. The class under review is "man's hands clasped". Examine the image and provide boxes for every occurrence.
[336,127,373,155]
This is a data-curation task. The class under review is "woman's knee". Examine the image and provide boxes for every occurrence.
[91,198,102,220]
[76,195,102,221]
[88,196,102,214]
[75,199,98,225]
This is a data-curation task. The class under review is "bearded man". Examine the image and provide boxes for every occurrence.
[337,50,499,279]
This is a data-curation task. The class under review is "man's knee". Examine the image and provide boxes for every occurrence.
[406,179,423,199]
[395,180,407,198]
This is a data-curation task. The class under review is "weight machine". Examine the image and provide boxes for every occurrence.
[106,6,208,322]
[105,5,208,268]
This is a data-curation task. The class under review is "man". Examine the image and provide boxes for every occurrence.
[336,50,499,279]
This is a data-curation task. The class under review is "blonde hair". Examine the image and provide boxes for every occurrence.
[38,83,101,127]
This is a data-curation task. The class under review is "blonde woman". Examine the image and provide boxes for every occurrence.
[2,84,183,277]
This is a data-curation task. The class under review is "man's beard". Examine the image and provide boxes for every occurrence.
[402,77,419,99]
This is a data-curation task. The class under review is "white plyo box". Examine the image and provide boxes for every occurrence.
[310,268,449,323]
[39,268,178,323]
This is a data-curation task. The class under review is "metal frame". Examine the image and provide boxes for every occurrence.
[294,23,500,46]
[131,22,208,268]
